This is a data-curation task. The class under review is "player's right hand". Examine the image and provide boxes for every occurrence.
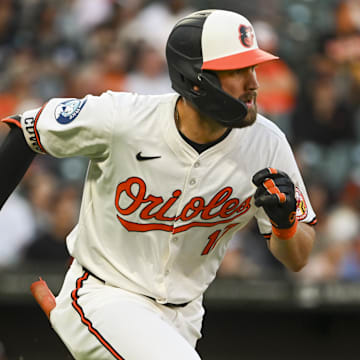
[252,168,297,234]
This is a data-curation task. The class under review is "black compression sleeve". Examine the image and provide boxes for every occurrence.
[0,126,37,210]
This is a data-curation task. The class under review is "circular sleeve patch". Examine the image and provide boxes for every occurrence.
[54,98,87,124]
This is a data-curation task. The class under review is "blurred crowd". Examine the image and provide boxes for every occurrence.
[0,0,360,284]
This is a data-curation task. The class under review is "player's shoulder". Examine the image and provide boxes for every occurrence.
[104,91,178,134]
[252,113,287,140]
[106,91,178,110]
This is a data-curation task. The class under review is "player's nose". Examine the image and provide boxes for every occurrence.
[245,69,259,91]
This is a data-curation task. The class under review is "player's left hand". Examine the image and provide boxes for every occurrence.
[252,168,297,231]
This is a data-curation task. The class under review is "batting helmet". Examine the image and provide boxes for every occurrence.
[166,9,278,127]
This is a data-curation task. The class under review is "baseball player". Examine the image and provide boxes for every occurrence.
[0,9,316,360]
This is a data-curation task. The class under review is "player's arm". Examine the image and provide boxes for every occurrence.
[252,168,315,272]
[268,222,315,272]
[0,93,117,211]
[0,116,37,210]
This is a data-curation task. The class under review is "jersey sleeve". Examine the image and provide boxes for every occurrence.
[20,92,115,159]
[255,133,317,237]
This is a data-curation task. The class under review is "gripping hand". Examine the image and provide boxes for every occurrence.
[252,168,297,239]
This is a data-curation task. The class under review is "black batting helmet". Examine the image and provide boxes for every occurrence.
[166,9,278,128]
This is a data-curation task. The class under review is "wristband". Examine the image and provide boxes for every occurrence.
[272,218,298,240]
[21,106,47,154]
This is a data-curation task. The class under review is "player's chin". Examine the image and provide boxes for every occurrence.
[232,104,257,129]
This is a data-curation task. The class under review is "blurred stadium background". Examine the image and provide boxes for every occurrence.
[1,0,360,359]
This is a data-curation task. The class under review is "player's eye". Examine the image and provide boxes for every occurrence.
[233,66,256,75]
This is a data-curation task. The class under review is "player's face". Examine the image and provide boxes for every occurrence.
[216,66,259,128]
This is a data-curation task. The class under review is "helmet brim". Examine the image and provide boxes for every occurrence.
[201,48,278,70]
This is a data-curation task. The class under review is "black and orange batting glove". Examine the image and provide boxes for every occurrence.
[252,168,297,240]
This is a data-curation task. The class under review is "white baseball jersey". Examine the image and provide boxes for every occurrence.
[20,92,316,304]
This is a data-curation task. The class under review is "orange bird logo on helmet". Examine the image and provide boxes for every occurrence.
[239,25,254,48]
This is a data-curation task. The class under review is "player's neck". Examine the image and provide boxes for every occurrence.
[175,97,228,144]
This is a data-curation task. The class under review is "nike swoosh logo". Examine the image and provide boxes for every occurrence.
[136,152,162,161]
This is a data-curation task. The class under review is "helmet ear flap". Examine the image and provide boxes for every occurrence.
[192,70,217,96]
[177,72,203,96]
[193,71,248,126]
[198,70,220,88]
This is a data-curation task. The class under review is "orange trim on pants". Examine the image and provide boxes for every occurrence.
[71,271,126,360]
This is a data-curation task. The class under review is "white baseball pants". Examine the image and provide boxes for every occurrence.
[49,260,203,360]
